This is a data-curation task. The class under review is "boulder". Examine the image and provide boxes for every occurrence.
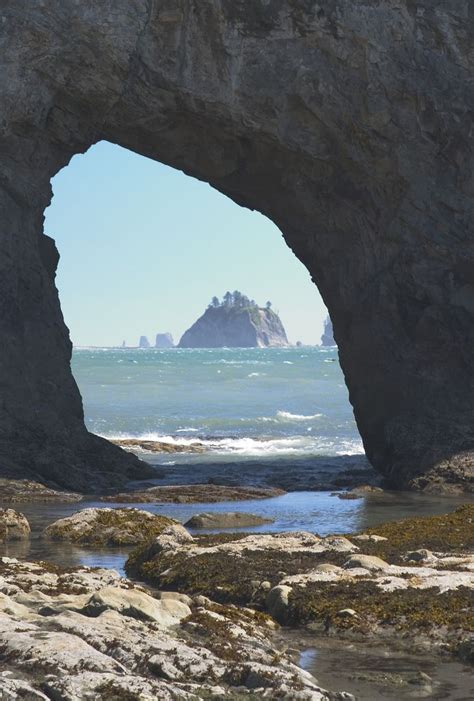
[184,512,273,529]
[266,585,293,620]
[43,508,177,546]
[353,534,388,543]
[405,549,436,563]
[81,586,191,626]
[0,509,30,541]
[344,554,390,572]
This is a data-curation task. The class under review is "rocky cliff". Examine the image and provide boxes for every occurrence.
[179,305,288,348]
[1,1,473,491]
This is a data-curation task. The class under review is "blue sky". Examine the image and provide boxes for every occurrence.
[45,141,327,347]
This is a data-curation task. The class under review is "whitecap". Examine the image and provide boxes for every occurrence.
[276,410,323,421]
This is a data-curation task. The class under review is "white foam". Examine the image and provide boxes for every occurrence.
[276,410,323,421]
[103,431,364,458]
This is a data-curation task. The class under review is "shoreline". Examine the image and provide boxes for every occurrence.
[1,496,472,698]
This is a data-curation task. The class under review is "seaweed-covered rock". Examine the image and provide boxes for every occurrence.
[101,484,286,504]
[0,509,30,542]
[126,506,474,657]
[125,530,359,605]
[43,508,177,546]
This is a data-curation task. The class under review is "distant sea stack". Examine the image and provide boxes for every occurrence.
[138,336,150,349]
[321,316,336,346]
[178,292,289,349]
[155,333,174,349]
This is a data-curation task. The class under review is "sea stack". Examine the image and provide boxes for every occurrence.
[155,333,174,349]
[139,336,150,349]
[178,292,288,349]
[321,317,336,347]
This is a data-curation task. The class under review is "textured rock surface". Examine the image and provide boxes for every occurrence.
[43,507,177,546]
[100,483,286,503]
[184,511,274,529]
[0,1,473,490]
[0,557,341,699]
[126,507,474,656]
[179,304,289,348]
[0,509,30,542]
[0,479,82,504]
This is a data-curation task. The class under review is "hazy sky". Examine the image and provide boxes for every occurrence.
[45,141,327,347]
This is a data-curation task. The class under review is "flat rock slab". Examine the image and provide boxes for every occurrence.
[112,438,206,453]
[0,478,82,504]
[101,484,286,503]
[184,512,274,529]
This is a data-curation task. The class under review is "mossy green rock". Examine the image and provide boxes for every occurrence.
[44,508,177,546]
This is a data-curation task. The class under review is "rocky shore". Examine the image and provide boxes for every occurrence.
[127,506,474,660]
[0,557,338,699]
[0,500,472,698]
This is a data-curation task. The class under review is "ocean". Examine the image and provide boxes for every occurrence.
[73,345,364,465]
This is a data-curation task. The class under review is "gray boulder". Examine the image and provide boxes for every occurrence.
[0,509,30,542]
[184,512,273,529]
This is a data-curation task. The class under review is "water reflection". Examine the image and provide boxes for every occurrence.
[297,636,474,700]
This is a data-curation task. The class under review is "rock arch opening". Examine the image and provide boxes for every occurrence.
[44,141,363,486]
[1,1,472,493]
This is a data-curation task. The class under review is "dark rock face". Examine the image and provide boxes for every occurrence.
[1,1,473,491]
[178,305,288,348]
[155,333,174,348]
[321,317,336,347]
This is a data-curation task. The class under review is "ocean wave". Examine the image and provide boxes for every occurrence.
[248,372,266,378]
[275,410,323,421]
[104,432,364,457]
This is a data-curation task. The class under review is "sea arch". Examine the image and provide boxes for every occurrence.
[1,0,473,491]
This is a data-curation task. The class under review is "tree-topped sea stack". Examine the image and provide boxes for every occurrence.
[178,292,289,348]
